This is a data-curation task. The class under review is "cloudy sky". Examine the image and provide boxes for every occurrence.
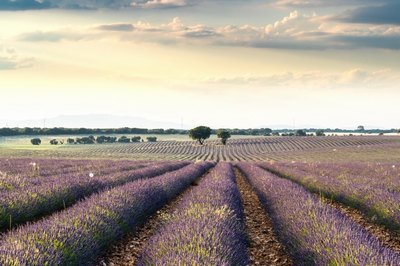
[0,0,399,129]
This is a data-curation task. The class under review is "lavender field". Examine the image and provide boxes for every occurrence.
[0,136,399,265]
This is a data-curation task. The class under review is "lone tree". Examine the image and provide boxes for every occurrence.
[316,129,325,136]
[189,126,211,145]
[31,138,41,145]
[217,129,231,145]
[295,129,307,136]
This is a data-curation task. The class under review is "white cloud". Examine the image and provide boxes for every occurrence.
[18,13,400,50]
[0,44,34,70]
[204,68,400,90]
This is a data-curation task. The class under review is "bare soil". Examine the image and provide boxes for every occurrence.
[322,198,400,255]
[235,168,292,266]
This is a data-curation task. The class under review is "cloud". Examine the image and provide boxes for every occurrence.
[96,24,135,32]
[204,68,400,90]
[272,0,377,8]
[336,2,400,25]
[0,0,50,10]
[18,13,400,50]
[131,0,188,8]
[0,0,193,10]
[18,30,87,42]
[0,44,34,70]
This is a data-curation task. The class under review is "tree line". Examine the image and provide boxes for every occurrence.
[31,135,157,145]
[2,126,398,137]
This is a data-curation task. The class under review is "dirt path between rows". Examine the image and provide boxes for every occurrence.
[98,176,203,266]
[234,168,292,266]
[261,165,400,256]
[322,198,400,255]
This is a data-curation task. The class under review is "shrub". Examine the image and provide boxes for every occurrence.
[76,137,95,144]
[295,130,306,136]
[147,137,157,142]
[118,136,131,143]
[131,136,141,142]
[30,138,41,145]
[50,139,58,145]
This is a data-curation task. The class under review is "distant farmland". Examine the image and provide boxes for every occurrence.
[1,135,399,162]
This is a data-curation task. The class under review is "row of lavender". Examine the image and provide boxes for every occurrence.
[0,162,213,265]
[0,161,189,230]
[138,162,249,265]
[261,161,400,232]
[77,136,389,161]
[0,159,151,193]
[0,158,116,176]
[0,161,150,194]
[238,163,400,265]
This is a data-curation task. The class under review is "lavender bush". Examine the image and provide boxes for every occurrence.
[238,163,400,265]
[138,162,249,265]
[0,161,189,230]
[0,159,151,193]
[261,161,400,232]
[0,162,213,265]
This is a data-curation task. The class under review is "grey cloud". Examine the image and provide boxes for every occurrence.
[18,14,400,50]
[272,0,383,8]
[0,0,195,10]
[0,45,34,70]
[96,24,134,32]
[331,35,400,50]
[18,31,89,42]
[0,0,51,10]
[336,2,400,25]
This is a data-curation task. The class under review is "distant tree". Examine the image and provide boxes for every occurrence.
[76,137,95,144]
[316,129,325,136]
[217,129,231,145]
[263,128,272,136]
[30,138,41,145]
[397,129,400,134]
[272,132,280,136]
[189,126,211,145]
[146,137,157,142]
[357,125,365,131]
[148,129,164,134]
[131,136,141,142]
[118,136,131,143]
[96,136,106,144]
[67,138,75,144]
[50,139,58,145]
[295,130,307,136]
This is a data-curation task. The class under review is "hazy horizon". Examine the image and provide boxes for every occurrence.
[0,113,397,130]
[1,1,399,128]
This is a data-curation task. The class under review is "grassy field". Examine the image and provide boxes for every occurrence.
[1,135,400,162]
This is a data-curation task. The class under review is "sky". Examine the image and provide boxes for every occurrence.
[0,0,399,129]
